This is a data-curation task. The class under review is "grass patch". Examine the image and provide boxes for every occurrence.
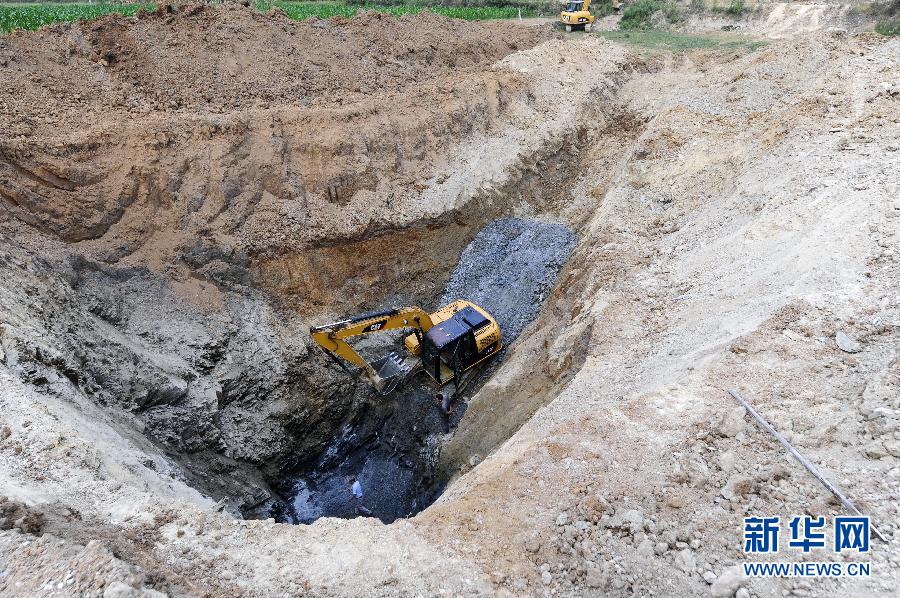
[598,29,766,52]
[0,2,152,33]
[875,17,900,34]
[258,0,535,20]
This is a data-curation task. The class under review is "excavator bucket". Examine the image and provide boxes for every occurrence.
[369,351,412,394]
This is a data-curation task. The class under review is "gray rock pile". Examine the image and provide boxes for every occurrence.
[441,218,577,347]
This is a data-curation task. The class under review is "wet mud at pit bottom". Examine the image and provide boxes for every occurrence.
[273,379,471,524]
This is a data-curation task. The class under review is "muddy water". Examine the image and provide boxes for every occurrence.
[275,218,576,524]
[275,381,468,524]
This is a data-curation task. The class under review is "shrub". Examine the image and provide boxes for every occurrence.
[619,0,681,29]
[724,0,744,15]
[619,0,659,29]
[662,0,682,22]
[590,0,617,18]
[875,18,900,34]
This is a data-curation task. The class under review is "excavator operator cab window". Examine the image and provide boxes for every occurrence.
[421,337,440,383]
[459,331,478,367]
[422,336,464,384]
[421,307,489,384]
[565,1,584,11]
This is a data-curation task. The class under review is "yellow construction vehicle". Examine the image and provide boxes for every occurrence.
[559,0,596,32]
[310,300,501,413]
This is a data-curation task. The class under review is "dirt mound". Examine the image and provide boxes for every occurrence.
[0,5,553,276]
[0,3,544,134]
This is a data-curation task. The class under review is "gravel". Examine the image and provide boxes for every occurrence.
[441,218,577,347]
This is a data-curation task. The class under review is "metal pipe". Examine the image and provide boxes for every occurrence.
[727,388,887,543]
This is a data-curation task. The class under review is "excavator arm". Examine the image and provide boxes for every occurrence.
[309,307,435,392]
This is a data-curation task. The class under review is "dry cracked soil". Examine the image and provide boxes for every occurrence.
[0,1,899,597]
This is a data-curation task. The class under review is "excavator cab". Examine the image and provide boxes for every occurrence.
[420,306,495,386]
[559,0,596,32]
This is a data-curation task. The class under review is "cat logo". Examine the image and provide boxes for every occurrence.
[362,320,387,333]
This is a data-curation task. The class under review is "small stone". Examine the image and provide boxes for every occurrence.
[720,406,747,437]
[836,331,861,353]
[585,566,605,588]
[620,509,644,534]
[866,407,894,420]
[884,440,900,458]
[637,539,654,557]
[736,588,750,598]
[556,513,570,526]
[711,566,745,598]
[654,541,668,555]
[703,570,717,584]
[541,571,552,585]
[864,442,888,459]
[719,450,736,472]
[675,548,696,573]
[666,494,686,508]
[524,535,541,553]
[103,582,139,598]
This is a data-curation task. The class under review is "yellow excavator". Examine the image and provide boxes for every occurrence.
[559,0,622,32]
[559,0,596,32]
[310,300,501,414]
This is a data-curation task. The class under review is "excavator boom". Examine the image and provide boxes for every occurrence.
[310,306,435,392]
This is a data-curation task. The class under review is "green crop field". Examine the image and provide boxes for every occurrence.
[0,3,153,33]
[0,1,535,34]
[258,0,532,20]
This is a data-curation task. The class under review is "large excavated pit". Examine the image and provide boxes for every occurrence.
[275,217,577,524]
[0,3,616,526]
[3,3,900,596]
